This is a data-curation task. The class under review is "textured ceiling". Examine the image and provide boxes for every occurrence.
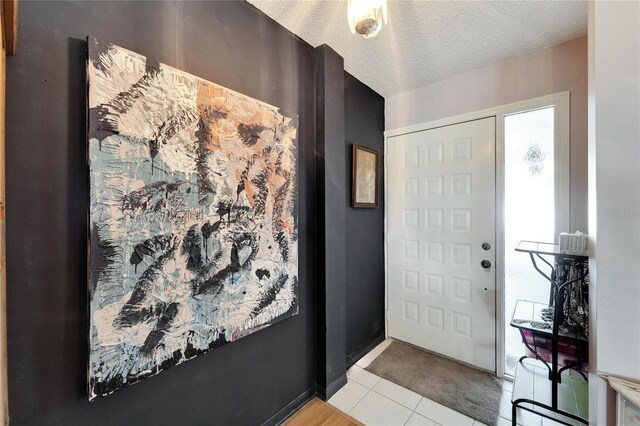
[247,0,587,97]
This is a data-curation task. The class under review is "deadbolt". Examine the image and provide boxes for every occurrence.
[481,260,492,269]
[482,242,491,251]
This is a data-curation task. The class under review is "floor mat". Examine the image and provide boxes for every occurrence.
[365,340,502,425]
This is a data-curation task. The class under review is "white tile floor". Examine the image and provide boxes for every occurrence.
[328,339,562,426]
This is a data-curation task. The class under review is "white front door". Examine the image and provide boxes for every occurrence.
[387,117,496,371]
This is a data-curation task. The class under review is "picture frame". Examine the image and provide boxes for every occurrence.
[352,143,380,208]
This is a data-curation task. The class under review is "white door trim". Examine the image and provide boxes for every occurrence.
[384,91,571,378]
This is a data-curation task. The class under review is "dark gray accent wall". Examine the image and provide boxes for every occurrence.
[314,45,347,400]
[5,1,386,423]
[6,2,316,425]
[344,72,386,366]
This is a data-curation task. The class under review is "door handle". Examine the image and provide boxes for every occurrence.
[481,260,492,269]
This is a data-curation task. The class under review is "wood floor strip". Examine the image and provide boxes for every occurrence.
[283,398,363,426]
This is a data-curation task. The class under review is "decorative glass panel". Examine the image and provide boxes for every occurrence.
[504,107,555,376]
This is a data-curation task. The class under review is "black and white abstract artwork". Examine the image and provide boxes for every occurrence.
[87,37,299,400]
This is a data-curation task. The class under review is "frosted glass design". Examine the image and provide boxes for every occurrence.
[504,107,555,376]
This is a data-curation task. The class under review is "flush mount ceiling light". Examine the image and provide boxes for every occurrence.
[347,0,388,38]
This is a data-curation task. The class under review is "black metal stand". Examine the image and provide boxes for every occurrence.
[511,241,589,426]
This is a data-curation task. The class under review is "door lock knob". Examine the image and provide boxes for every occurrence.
[481,260,492,269]
[482,242,491,250]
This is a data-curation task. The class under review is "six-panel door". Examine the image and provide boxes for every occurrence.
[387,117,497,371]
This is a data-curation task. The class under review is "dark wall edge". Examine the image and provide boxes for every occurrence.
[314,44,348,401]
[343,71,386,368]
[316,374,347,402]
[5,2,385,424]
[7,2,316,424]
[347,333,385,368]
[261,385,316,426]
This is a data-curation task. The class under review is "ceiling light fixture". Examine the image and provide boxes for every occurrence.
[347,0,388,38]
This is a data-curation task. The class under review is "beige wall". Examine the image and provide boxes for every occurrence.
[588,1,640,424]
[386,36,588,232]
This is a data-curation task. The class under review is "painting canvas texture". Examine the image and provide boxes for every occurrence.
[355,148,377,204]
[87,37,299,400]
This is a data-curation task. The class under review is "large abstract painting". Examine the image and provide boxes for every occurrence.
[87,37,298,400]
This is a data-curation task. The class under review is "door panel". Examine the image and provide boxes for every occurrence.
[387,117,496,371]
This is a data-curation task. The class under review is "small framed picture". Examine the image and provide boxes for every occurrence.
[352,143,380,208]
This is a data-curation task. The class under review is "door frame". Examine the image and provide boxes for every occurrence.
[384,91,570,378]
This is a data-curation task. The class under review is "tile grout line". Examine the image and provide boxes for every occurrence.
[351,375,477,426]
[352,385,417,425]
[350,372,421,418]
[355,383,499,426]
[402,397,444,426]
[368,388,445,426]
[369,379,422,412]
[371,385,420,413]
[345,382,375,414]
[573,379,590,425]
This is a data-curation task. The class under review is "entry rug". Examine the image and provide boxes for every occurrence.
[365,341,502,425]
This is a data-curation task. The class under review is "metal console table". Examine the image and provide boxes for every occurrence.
[510,241,589,426]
